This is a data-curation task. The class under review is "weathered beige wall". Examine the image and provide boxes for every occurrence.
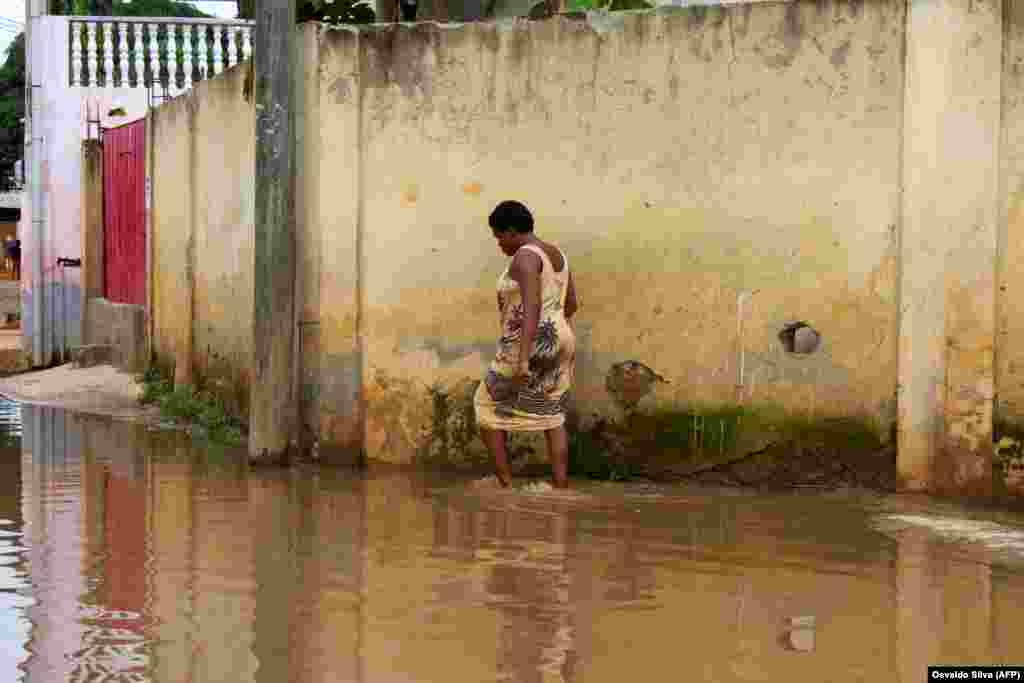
[150,94,195,385]
[312,1,906,464]
[150,66,255,412]
[300,27,364,463]
[154,2,907,463]
[900,0,1001,496]
[191,69,257,401]
[148,0,1024,493]
[999,0,1024,430]
[998,1,1024,495]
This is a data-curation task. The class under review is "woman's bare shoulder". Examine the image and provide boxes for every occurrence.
[509,246,543,277]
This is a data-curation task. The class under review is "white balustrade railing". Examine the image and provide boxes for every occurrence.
[69,16,255,95]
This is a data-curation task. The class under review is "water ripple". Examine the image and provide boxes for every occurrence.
[874,513,1024,562]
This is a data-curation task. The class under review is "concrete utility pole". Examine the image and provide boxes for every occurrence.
[250,0,297,464]
[25,0,46,368]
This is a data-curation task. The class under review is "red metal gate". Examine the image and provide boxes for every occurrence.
[103,119,146,306]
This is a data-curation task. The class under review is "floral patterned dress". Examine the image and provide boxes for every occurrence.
[474,244,576,432]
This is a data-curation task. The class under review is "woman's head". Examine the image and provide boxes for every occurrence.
[489,200,534,255]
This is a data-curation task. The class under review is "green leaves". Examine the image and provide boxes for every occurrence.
[0,34,23,191]
[566,0,653,12]
[137,367,246,446]
[607,0,655,9]
[297,0,376,25]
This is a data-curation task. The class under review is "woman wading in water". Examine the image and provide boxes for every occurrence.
[474,201,578,489]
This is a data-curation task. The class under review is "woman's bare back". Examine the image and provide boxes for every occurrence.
[533,239,565,273]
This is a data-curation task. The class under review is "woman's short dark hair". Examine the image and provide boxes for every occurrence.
[489,200,534,234]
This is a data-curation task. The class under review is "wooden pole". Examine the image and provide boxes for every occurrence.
[250,0,297,465]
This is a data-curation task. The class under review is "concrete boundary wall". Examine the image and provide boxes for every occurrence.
[900,0,1001,495]
[149,64,256,420]
[149,0,1024,495]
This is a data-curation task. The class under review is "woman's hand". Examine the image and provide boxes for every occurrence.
[564,271,578,320]
[512,359,531,389]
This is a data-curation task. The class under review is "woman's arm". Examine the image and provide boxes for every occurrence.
[509,249,543,376]
[564,271,578,321]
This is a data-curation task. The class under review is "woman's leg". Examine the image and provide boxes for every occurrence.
[480,426,512,486]
[545,426,569,489]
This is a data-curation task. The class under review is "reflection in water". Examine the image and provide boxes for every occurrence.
[0,398,29,680]
[0,403,1022,682]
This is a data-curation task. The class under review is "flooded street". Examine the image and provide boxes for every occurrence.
[0,402,1022,682]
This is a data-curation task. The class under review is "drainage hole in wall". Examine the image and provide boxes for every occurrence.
[779,322,821,354]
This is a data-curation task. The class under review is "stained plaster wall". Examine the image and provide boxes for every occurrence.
[151,0,1022,491]
[149,65,255,409]
[154,2,905,465]
[999,2,1024,434]
[900,0,1002,495]
[311,0,906,465]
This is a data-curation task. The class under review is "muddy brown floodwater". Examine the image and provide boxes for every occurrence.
[0,399,1023,682]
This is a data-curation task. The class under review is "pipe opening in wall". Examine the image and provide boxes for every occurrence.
[779,322,820,355]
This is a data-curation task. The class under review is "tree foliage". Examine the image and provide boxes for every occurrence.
[0,36,25,191]
[61,0,210,16]
[236,0,375,23]
[297,0,375,25]
[98,0,211,17]
[236,0,254,19]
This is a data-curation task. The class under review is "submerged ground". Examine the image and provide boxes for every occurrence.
[0,396,1022,681]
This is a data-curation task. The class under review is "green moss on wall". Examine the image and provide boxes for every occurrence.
[413,377,891,484]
